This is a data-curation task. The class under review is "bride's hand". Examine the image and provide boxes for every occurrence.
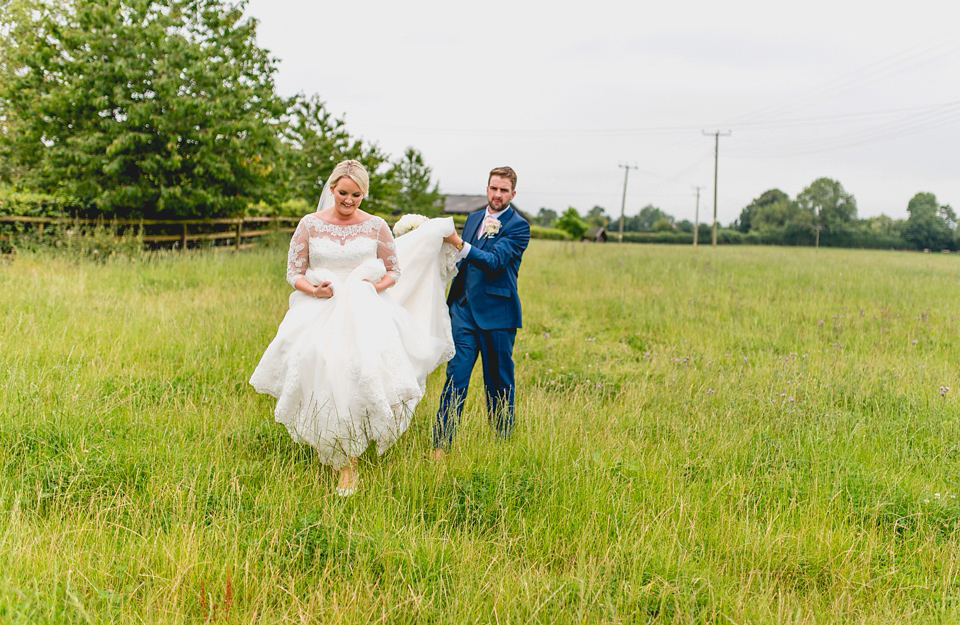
[443,231,463,248]
[313,281,334,298]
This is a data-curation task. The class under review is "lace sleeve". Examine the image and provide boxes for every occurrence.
[376,218,400,282]
[285,218,310,287]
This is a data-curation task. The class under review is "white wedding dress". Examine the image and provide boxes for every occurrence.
[250,214,458,469]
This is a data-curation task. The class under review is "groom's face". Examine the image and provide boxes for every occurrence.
[487,176,516,212]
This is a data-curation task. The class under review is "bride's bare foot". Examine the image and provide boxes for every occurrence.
[336,460,359,497]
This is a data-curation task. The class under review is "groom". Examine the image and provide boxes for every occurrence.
[435,166,530,456]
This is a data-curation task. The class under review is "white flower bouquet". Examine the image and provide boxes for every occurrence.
[393,213,430,237]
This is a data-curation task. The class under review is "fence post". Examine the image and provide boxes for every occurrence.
[236,219,242,251]
[181,222,188,251]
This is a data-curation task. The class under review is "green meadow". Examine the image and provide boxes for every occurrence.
[2,241,960,623]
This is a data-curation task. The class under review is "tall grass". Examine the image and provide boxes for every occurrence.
[2,243,960,623]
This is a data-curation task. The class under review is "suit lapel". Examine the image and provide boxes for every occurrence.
[478,207,513,249]
[464,211,484,245]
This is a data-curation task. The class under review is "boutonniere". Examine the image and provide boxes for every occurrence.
[482,217,501,238]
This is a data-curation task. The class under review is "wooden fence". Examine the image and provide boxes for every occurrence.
[0,216,300,251]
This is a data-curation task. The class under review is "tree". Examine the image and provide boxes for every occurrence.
[635,205,673,231]
[586,205,608,227]
[277,93,353,204]
[391,147,442,217]
[736,189,789,233]
[555,207,587,240]
[0,0,288,218]
[611,204,674,233]
[270,93,407,213]
[536,207,557,227]
[652,217,674,232]
[796,178,857,234]
[903,192,956,251]
[865,214,902,236]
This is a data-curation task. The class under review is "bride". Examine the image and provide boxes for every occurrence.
[249,159,458,496]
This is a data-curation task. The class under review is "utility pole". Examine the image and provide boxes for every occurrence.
[692,186,701,247]
[617,163,637,243]
[703,130,731,246]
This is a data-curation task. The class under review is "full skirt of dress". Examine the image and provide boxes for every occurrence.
[249,217,457,468]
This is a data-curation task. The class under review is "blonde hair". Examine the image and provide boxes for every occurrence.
[329,159,370,196]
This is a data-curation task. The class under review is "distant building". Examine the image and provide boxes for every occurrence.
[442,194,532,222]
[584,226,608,243]
[442,195,488,215]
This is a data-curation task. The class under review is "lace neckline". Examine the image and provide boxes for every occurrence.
[311,212,376,227]
[303,213,383,236]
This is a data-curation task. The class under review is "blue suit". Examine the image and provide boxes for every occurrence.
[435,206,530,449]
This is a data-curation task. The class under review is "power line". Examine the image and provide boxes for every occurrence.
[721,36,960,128]
[729,101,960,157]
[361,101,960,137]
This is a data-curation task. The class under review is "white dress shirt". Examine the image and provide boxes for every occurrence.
[455,205,509,260]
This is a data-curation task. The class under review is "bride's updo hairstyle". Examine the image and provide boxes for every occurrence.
[329,159,370,197]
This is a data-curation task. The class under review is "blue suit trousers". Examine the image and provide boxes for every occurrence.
[434,299,517,449]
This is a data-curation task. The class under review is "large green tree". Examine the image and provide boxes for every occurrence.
[278,93,352,205]
[736,188,789,233]
[277,92,399,213]
[903,192,956,251]
[610,204,673,233]
[635,205,674,231]
[536,207,557,227]
[750,197,815,245]
[391,147,442,217]
[586,205,608,227]
[796,178,857,234]
[0,0,287,218]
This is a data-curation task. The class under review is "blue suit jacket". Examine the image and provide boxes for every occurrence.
[447,206,530,331]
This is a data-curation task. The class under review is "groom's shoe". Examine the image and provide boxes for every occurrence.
[432,448,447,462]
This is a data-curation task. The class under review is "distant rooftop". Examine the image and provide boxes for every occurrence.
[443,194,530,221]
[443,195,487,215]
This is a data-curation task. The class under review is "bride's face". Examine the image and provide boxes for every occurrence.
[331,177,364,217]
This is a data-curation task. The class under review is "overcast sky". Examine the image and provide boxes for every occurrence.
[243,0,959,225]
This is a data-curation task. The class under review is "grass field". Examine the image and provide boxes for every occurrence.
[2,241,960,623]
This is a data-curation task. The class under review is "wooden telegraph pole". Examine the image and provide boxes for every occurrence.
[617,163,637,243]
[703,130,731,246]
[692,186,701,247]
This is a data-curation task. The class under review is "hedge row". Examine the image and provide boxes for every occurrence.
[614,229,912,249]
[0,187,915,251]
[0,189,84,218]
[529,226,571,241]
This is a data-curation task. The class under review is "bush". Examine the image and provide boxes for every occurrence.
[0,188,83,218]
[555,208,588,240]
[820,230,910,250]
[530,226,570,241]
[9,218,144,261]
[611,229,766,245]
[619,231,693,244]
